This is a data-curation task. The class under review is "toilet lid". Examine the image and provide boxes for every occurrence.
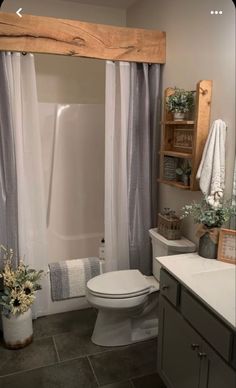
[87,270,151,298]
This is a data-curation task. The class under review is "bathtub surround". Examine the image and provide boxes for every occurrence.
[0,54,18,267]
[105,61,161,274]
[39,103,105,262]
[34,103,105,316]
[49,257,100,301]
[0,52,49,317]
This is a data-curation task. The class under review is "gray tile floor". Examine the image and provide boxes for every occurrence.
[0,309,166,388]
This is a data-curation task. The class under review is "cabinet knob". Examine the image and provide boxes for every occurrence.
[198,352,207,358]
[191,343,200,350]
[161,285,169,291]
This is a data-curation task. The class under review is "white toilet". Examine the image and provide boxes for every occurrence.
[86,228,196,347]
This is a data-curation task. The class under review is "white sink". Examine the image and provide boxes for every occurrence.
[191,268,236,326]
[191,267,236,298]
[192,267,235,286]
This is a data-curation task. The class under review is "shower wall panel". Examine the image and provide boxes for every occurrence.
[39,103,105,263]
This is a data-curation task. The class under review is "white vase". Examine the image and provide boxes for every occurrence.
[2,309,33,349]
[173,112,185,121]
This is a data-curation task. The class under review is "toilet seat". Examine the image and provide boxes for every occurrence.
[87,269,152,299]
[88,288,150,299]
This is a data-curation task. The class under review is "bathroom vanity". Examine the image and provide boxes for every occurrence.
[157,253,236,388]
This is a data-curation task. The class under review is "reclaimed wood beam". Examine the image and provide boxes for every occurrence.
[0,12,166,63]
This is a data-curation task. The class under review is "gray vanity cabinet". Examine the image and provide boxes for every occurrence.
[199,340,236,388]
[158,296,202,388]
[158,269,236,388]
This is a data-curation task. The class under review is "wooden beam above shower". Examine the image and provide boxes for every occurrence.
[0,13,166,64]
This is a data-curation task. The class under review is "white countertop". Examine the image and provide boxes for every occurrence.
[156,253,236,330]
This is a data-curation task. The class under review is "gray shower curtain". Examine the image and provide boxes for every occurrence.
[230,156,236,229]
[0,53,18,267]
[127,63,161,275]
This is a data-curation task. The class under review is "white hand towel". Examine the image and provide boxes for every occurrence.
[196,119,226,196]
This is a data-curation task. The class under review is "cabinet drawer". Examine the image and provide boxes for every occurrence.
[160,269,180,307]
[181,289,233,362]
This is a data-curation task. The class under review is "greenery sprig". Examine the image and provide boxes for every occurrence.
[182,195,236,228]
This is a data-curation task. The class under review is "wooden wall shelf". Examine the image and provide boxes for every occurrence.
[157,179,190,190]
[160,151,192,159]
[161,120,195,125]
[159,80,213,191]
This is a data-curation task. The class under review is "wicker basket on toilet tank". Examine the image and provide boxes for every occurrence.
[158,208,182,240]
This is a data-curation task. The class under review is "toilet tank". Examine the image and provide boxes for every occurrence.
[149,228,196,281]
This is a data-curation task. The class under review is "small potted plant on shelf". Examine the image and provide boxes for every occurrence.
[0,245,44,349]
[176,160,192,186]
[166,87,194,121]
[182,193,236,259]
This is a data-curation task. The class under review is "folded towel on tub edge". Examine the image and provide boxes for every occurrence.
[49,257,100,301]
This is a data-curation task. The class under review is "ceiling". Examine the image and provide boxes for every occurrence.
[61,0,137,9]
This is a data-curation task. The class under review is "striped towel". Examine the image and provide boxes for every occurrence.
[49,257,100,301]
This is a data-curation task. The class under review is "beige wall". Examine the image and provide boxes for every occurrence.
[2,0,126,23]
[3,0,126,103]
[127,0,235,243]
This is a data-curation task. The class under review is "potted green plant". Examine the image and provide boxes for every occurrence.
[182,193,236,259]
[0,245,44,349]
[166,88,194,121]
[176,160,192,186]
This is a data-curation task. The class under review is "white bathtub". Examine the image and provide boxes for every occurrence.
[32,259,104,319]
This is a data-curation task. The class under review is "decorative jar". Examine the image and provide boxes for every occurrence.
[2,309,33,349]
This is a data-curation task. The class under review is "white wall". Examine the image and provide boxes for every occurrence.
[127,0,235,243]
[3,0,126,103]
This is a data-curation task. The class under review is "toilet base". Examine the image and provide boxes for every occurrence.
[91,308,158,347]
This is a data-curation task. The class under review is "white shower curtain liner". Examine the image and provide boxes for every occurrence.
[105,61,130,272]
[105,61,161,274]
[4,52,49,317]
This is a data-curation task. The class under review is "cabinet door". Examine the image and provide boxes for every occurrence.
[158,296,201,388]
[199,341,236,388]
